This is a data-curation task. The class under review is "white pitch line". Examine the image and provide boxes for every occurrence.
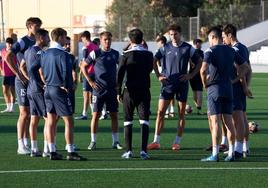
[1,167,268,174]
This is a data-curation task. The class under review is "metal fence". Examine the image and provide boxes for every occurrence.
[111,1,268,42]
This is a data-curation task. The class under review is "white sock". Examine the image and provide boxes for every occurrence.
[228,144,234,157]
[31,140,38,152]
[170,106,174,113]
[102,109,106,116]
[18,139,24,149]
[10,103,14,111]
[66,144,74,153]
[91,133,96,142]
[153,134,160,143]
[48,143,56,153]
[174,136,181,144]
[23,138,29,148]
[43,141,49,153]
[235,141,243,153]
[82,110,87,116]
[6,103,11,110]
[212,145,219,156]
[112,132,119,143]
[221,136,227,145]
[243,141,249,152]
[165,109,169,115]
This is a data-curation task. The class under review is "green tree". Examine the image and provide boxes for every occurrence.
[106,0,203,41]
[200,0,262,29]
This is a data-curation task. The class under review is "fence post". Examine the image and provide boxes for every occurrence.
[261,0,265,21]
[154,17,157,38]
[197,8,200,39]
[119,16,122,41]
[229,4,233,23]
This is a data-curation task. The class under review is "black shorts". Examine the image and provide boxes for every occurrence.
[190,74,203,91]
[123,88,151,122]
[82,77,93,92]
[15,78,29,107]
[28,92,46,117]
[92,89,118,113]
[160,82,189,102]
[44,86,73,117]
[2,76,15,86]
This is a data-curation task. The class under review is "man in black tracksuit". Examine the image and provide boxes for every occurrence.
[117,28,153,160]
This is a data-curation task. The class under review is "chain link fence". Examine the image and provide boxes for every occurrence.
[110,1,268,42]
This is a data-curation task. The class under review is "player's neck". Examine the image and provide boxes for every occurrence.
[35,41,42,48]
[231,40,238,46]
[101,46,111,52]
[27,32,35,40]
[172,40,182,47]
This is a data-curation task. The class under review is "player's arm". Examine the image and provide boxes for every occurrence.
[240,75,253,98]
[72,57,78,90]
[200,61,209,88]
[153,48,167,83]
[39,68,45,85]
[29,54,45,86]
[6,40,27,80]
[116,55,127,102]
[5,50,27,84]
[180,47,202,82]
[81,51,98,90]
[200,49,211,88]
[0,58,2,74]
[187,57,202,79]
[19,59,29,80]
[5,50,19,75]
[234,51,250,80]
[245,63,252,87]
[153,58,161,78]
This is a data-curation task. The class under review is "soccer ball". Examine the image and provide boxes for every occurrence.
[185,104,193,114]
[248,121,260,133]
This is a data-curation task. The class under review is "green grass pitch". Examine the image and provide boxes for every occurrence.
[0,73,268,188]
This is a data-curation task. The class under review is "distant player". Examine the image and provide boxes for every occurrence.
[222,24,252,158]
[0,37,17,113]
[200,26,249,162]
[63,36,80,151]
[80,31,123,150]
[147,24,202,151]
[190,38,204,115]
[5,17,42,155]
[75,31,98,120]
[39,28,85,160]
[117,28,154,159]
[25,29,50,157]
[92,37,100,47]
[155,34,175,118]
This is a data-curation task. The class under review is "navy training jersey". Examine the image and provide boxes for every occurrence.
[85,48,119,90]
[40,42,73,91]
[12,36,35,55]
[232,42,250,82]
[189,48,204,73]
[155,41,200,84]
[233,42,249,62]
[25,45,43,93]
[204,44,246,98]
[11,35,36,78]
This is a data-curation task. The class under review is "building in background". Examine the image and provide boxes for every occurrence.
[1,0,113,54]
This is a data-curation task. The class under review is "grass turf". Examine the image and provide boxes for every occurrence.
[0,73,267,188]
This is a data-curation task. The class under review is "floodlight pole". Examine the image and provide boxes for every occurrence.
[0,0,4,42]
